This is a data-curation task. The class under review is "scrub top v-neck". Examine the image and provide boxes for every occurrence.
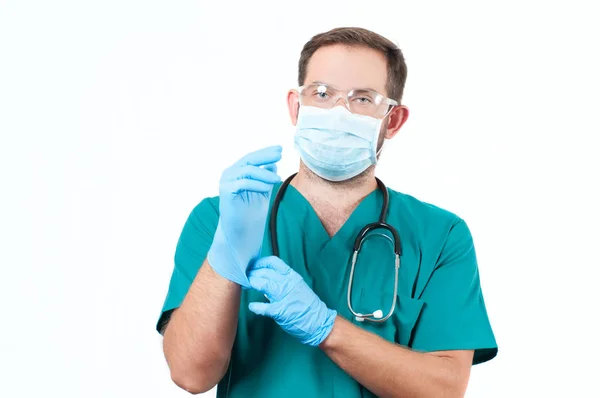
[157,182,498,398]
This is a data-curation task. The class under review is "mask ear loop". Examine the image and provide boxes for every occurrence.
[374,113,391,162]
[375,101,399,161]
[375,139,387,162]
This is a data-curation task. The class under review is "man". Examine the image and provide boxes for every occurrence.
[156,27,497,397]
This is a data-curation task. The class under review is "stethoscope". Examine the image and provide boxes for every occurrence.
[269,173,402,323]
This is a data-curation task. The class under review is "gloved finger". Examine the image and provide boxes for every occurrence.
[247,267,286,288]
[229,165,280,184]
[224,179,273,195]
[248,274,280,298]
[263,163,277,174]
[249,256,291,275]
[234,145,282,167]
[248,302,278,318]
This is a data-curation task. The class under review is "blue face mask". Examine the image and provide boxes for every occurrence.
[294,105,384,182]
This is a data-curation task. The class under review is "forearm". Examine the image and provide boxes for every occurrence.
[319,316,470,398]
[163,260,241,393]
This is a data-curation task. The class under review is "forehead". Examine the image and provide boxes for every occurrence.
[304,44,388,95]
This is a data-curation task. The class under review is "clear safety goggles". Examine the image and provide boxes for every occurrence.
[298,82,398,119]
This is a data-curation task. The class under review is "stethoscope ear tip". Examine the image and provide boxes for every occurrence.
[373,309,383,319]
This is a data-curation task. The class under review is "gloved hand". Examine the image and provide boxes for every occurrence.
[248,256,337,346]
[207,146,282,288]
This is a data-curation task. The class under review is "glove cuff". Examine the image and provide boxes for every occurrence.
[305,308,338,347]
[207,225,252,288]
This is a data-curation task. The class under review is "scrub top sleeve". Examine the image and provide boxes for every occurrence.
[155,197,219,334]
[411,219,498,365]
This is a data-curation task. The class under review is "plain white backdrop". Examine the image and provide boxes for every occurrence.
[1,0,599,396]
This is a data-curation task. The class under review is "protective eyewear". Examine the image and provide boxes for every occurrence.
[298,82,398,119]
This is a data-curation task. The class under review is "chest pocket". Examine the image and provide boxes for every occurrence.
[392,293,424,346]
[356,288,424,347]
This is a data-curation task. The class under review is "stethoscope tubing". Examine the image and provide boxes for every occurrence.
[269,173,401,323]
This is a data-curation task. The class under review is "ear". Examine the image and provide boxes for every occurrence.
[287,89,301,126]
[383,105,409,139]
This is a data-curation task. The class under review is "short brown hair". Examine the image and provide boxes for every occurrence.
[298,27,407,103]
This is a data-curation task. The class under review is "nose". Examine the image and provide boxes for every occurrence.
[332,96,350,110]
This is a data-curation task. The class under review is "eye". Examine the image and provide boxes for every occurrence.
[352,96,375,106]
[355,96,373,104]
[350,90,377,105]
[311,86,333,101]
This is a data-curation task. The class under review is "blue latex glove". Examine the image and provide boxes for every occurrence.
[248,256,337,346]
[206,146,282,288]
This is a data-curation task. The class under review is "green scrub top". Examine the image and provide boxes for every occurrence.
[157,182,498,397]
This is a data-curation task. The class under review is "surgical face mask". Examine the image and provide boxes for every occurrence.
[294,105,384,182]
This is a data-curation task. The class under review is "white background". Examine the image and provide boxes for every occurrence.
[1,0,599,396]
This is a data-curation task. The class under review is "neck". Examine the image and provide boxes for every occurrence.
[290,162,378,210]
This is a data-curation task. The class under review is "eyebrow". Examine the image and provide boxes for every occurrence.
[311,81,380,93]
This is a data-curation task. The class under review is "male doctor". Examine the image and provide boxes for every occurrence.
[157,27,497,397]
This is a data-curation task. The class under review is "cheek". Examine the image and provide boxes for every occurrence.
[380,119,389,137]
[377,121,388,149]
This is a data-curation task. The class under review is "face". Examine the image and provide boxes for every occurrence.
[287,44,409,150]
